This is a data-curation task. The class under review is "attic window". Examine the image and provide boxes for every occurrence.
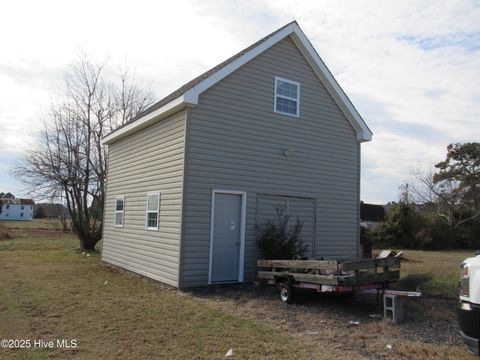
[274,76,300,117]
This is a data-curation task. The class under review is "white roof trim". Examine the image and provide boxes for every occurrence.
[103,22,372,145]
[102,95,190,145]
[288,29,372,142]
[182,24,298,104]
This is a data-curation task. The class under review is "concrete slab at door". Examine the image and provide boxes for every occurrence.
[211,193,242,282]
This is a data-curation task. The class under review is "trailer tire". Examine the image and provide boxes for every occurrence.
[280,284,294,304]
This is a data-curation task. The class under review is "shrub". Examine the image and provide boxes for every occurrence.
[256,205,306,259]
[34,206,47,219]
[373,202,426,249]
[360,226,374,258]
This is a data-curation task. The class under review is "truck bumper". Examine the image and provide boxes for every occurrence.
[458,301,480,356]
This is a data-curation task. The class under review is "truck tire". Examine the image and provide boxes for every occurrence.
[280,283,294,304]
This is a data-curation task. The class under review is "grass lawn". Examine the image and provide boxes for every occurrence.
[0,219,65,230]
[383,249,474,298]
[0,222,321,360]
[0,220,476,359]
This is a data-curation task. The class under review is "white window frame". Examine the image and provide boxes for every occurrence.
[145,192,160,231]
[114,196,125,228]
[274,76,300,117]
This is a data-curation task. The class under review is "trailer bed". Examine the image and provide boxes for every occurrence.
[257,257,401,288]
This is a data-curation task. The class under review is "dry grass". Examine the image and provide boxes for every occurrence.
[1,219,65,230]
[0,222,12,240]
[0,222,476,359]
[0,223,320,359]
[397,249,474,298]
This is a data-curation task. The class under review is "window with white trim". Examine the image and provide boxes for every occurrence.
[114,196,125,227]
[274,76,300,117]
[146,193,160,230]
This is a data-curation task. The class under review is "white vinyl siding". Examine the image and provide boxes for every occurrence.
[146,193,160,230]
[114,196,125,227]
[274,76,300,117]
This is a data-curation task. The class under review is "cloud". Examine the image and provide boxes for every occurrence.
[0,0,479,202]
[190,1,479,202]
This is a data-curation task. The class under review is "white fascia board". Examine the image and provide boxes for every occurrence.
[101,95,191,145]
[184,22,372,142]
[289,29,373,142]
[183,23,299,104]
[102,22,372,144]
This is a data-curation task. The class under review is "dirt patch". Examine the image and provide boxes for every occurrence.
[187,284,468,359]
[0,224,13,240]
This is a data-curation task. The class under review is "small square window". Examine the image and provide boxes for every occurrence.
[274,76,300,117]
[114,197,125,227]
[146,193,160,230]
[21,205,24,210]
[21,212,24,217]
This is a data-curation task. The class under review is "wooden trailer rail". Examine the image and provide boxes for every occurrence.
[257,258,401,287]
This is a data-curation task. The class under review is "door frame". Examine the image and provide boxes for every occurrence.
[208,189,247,284]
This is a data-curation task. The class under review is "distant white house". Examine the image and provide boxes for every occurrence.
[0,198,35,221]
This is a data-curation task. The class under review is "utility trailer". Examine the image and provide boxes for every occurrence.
[257,257,420,310]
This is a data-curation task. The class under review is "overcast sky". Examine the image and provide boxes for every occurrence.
[0,0,479,203]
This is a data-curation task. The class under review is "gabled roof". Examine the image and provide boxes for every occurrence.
[102,21,372,145]
[0,198,35,206]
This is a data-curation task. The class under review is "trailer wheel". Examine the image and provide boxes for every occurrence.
[280,284,294,304]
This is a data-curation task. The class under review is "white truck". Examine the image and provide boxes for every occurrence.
[459,253,480,356]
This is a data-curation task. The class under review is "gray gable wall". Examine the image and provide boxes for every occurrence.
[180,36,360,287]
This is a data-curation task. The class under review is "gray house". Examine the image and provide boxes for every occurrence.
[101,21,372,288]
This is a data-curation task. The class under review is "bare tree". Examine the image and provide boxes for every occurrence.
[17,55,154,250]
[411,170,480,245]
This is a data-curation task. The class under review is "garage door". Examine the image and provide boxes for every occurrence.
[257,194,316,257]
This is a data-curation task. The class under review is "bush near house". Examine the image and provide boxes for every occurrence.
[256,205,306,259]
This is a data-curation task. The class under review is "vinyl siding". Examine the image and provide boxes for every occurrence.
[102,110,186,287]
[181,36,360,287]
